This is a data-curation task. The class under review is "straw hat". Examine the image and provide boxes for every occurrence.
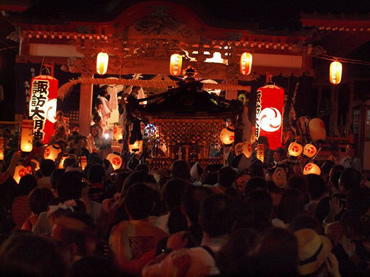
[294,229,332,275]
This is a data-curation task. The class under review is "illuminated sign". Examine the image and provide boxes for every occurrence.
[29,75,58,144]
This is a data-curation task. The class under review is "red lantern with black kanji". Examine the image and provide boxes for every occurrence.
[29,75,58,144]
[255,84,284,150]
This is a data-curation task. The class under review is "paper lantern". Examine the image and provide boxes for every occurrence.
[240,52,253,75]
[0,137,4,160]
[13,165,32,184]
[303,143,317,158]
[20,119,34,152]
[113,125,123,141]
[303,162,321,176]
[170,54,183,76]
[30,159,40,171]
[309,118,327,142]
[80,156,87,170]
[255,85,284,150]
[329,61,342,85]
[44,143,62,161]
[220,127,235,145]
[58,155,68,169]
[256,143,265,163]
[288,142,303,157]
[96,51,109,75]
[106,153,122,171]
[242,141,253,158]
[29,75,58,144]
[129,140,143,154]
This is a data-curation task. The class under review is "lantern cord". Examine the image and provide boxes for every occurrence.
[312,54,370,66]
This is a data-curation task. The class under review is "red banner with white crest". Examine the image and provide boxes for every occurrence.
[255,84,284,150]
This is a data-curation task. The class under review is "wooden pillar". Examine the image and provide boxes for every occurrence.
[79,74,93,136]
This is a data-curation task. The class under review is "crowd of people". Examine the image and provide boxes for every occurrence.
[0,120,369,277]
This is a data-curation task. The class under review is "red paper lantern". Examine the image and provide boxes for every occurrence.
[303,143,317,158]
[255,84,284,150]
[29,75,58,144]
[240,52,253,75]
[288,142,303,157]
[303,162,321,176]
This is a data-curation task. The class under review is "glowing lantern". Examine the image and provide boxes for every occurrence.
[13,165,32,184]
[80,156,87,170]
[30,159,40,171]
[309,118,327,143]
[242,141,253,158]
[129,140,144,155]
[170,54,183,76]
[44,143,62,161]
[303,143,318,158]
[329,61,342,85]
[96,51,109,75]
[20,119,34,152]
[256,143,265,163]
[113,125,123,141]
[106,153,122,171]
[288,142,303,157]
[29,75,58,144]
[0,137,4,160]
[220,127,235,145]
[255,85,284,150]
[240,52,253,75]
[303,162,321,176]
[58,155,68,169]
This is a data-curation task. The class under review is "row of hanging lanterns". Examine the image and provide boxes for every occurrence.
[97,50,340,85]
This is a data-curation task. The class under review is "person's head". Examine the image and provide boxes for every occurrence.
[306,174,326,201]
[272,166,288,189]
[252,227,298,276]
[329,164,345,191]
[181,185,213,226]
[345,143,356,158]
[161,178,189,212]
[124,183,155,220]
[248,162,265,178]
[245,189,273,231]
[276,188,306,225]
[294,228,332,275]
[190,162,203,182]
[50,168,66,190]
[121,171,156,197]
[339,168,361,193]
[170,160,190,180]
[274,147,285,162]
[87,164,105,184]
[217,228,262,276]
[18,174,37,196]
[135,163,150,174]
[199,194,236,237]
[51,211,95,264]
[287,175,309,200]
[29,187,55,215]
[63,157,77,169]
[55,125,66,136]
[0,233,66,277]
[40,159,56,177]
[218,166,237,188]
[55,110,64,121]
[244,176,267,197]
[56,172,84,200]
